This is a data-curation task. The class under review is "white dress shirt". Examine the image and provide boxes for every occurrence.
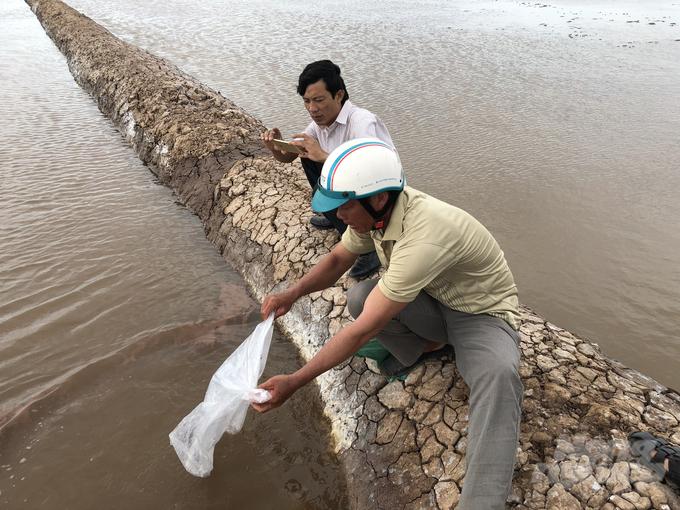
[303,100,396,155]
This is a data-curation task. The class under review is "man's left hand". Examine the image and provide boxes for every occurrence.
[291,133,329,163]
[251,374,299,413]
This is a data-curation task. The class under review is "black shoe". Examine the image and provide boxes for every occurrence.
[349,251,381,278]
[310,216,334,229]
[379,345,454,378]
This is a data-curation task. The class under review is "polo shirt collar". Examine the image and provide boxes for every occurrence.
[377,188,407,242]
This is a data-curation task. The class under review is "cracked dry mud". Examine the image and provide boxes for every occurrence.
[27,0,680,508]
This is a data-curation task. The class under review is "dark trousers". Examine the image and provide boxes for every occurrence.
[300,158,347,234]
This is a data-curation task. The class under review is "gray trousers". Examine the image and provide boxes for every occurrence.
[347,280,523,510]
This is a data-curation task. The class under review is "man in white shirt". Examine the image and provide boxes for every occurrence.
[260,60,395,278]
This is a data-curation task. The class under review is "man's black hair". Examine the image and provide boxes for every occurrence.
[297,60,349,105]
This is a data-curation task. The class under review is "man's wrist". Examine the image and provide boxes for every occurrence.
[285,286,303,304]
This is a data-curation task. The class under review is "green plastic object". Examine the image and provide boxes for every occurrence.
[354,338,392,365]
[354,338,409,381]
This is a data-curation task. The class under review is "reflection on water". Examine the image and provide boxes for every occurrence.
[64,0,680,390]
[0,310,347,509]
[0,1,347,508]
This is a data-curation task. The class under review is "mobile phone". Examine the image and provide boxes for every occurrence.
[273,139,307,155]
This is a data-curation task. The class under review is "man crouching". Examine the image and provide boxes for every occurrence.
[253,138,523,509]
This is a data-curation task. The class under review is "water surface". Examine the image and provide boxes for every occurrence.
[0,1,347,507]
[65,0,680,389]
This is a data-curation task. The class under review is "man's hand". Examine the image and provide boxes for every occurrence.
[261,289,297,320]
[260,127,282,152]
[261,127,298,163]
[291,133,329,163]
[251,374,299,413]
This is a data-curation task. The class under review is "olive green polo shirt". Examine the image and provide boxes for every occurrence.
[341,186,521,330]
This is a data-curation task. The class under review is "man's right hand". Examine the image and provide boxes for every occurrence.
[261,289,297,320]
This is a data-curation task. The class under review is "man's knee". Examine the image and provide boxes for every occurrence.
[473,352,523,404]
[346,279,379,319]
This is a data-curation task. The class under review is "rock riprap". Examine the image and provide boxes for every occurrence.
[27,0,680,508]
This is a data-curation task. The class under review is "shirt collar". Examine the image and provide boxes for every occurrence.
[321,100,352,132]
[335,100,352,125]
[374,187,408,242]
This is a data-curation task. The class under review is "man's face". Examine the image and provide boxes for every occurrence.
[336,199,376,234]
[303,79,344,127]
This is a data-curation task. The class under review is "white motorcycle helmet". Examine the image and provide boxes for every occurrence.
[311,138,404,229]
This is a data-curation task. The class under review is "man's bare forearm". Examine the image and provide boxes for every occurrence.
[290,321,375,388]
[289,286,408,389]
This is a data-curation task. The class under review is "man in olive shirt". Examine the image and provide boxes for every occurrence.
[253,139,523,509]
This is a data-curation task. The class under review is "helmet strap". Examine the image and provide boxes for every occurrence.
[359,191,401,230]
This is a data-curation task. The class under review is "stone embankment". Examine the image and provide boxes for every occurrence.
[27,0,680,508]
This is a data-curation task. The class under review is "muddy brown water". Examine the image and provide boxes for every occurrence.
[61,0,680,391]
[0,1,347,508]
[1,0,679,508]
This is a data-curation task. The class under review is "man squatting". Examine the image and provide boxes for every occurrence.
[252,138,524,509]
[260,59,395,278]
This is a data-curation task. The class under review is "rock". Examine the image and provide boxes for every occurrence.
[422,402,444,426]
[442,447,465,482]
[577,343,598,358]
[620,491,652,510]
[409,399,435,422]
[364,395,387,423]
[643,405,678,431]
[537,355,560,372]
[530,470,551,495]
[629,462,660,484]
[649,392,680,422]
[576,366,598,382]
[378,381,414,410]
[554,347,578,363]
[570,475,601,503]
[417,373,451,401]
[376,412,403,444]
[606,462,631,495]
[543,382,572,404]
[434,480,460,510]
[507,484,523,505]
[524,489,547,508]
[559,455,593,488]
[557,438,577,454]
[422,457,444,479]
[420,435,445,464]
[583,403,618,429]
[609,494,637,510]
[433,421,460,447]
[545,483,582,510]
[635,481,669,509]
[388,452,435,501]
[595,465,612,484]
[404,363,426,386]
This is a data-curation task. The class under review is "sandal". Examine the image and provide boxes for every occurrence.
[628,431,680,489]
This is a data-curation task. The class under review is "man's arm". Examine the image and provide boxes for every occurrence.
[252,284,409,413]
[261,242,359,320]
[260,127,299,163]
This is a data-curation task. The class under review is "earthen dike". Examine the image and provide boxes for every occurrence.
[25,0,680,508]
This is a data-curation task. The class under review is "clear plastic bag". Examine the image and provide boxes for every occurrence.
[169,313,274,477]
